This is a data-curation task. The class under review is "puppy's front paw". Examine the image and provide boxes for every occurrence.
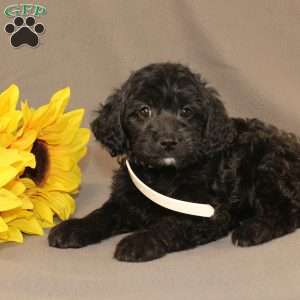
[232,219,272,247]
[48,219,92,249]
[114,231,167,262]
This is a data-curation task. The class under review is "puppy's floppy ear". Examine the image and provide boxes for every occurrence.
[201,86,236,154]
[90,90,126,157]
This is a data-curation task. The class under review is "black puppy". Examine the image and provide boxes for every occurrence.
[49,63,300,262]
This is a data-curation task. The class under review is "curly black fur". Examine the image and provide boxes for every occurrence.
[49,63,300,262]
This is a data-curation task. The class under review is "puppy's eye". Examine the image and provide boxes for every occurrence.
[138,106,151,118]
[179,106,193,118]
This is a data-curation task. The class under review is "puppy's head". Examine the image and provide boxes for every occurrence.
[91,63,235,168]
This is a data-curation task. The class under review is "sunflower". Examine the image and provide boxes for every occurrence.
[11,87,90,229]
[0,84,90,243]
[0,85,43,243]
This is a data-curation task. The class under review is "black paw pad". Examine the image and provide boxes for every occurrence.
[4,16,45,48]
[232,220,273,247]
[48,219,90,249]
[114,231,167,262]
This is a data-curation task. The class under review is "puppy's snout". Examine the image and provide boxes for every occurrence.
[159,137,178,151]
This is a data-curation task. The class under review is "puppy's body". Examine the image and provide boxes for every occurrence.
[49,63,300,262]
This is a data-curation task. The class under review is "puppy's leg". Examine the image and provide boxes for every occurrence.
[114,212,233,262]
[232,151,300,247]
[232,211,298,247]
[232,158,300,247]
[48,200,139,249]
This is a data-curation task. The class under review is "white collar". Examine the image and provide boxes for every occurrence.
[126,160,215,218]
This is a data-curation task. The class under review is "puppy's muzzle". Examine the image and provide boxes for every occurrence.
[159,137,178,152]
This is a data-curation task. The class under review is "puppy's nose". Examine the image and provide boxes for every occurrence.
[159,138,178,150]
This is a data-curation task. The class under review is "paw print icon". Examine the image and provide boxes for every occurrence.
[4,16,45,48]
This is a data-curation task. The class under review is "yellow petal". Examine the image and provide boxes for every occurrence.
[39,109,85,145]
[1,208,33,223]
[0,226,23,243]
[5,180,26,196]
[45,165,81,193]
[12,129,37,151]
[0,84,19,114]
[10,111,23,133]
[0,188,22,211]
[29,87,70,130]
[62,192,76,218]
[61,109,85,145]
[38,219,56,228]
[12,151,36,171]
[49,87,70,116]
[73,147,88,162]
[48,128,90,162]
[69,128,91,151]
[42,191,75,220]
[0,111,23,133]
[43,193,68,220]
[61,192,76,215]
[38,118,69,143]
[20,195,34,209]
[33,200,54,225]
[0,166,18,188]
[0,216,8,232]
[10,217,43,235]
[0,148,35,170]
[20,177,36,189]
[48,153,75,171]
[0,147,21,166]
[29,104,49,130]
[0,132,15,147]
[19,101,33,133]
[7,227,23,243]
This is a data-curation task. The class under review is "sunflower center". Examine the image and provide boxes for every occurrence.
[23,139,49,185]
